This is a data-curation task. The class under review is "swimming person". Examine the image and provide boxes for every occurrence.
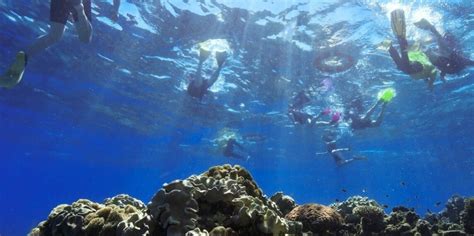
[0,0,122,89]
[187,47,228,100]
[388,9,438,90]
[223,138,250,161]
[322,131,367,166]
[346,88,395,130]
[288,90,314,125]
[414,18,474,81]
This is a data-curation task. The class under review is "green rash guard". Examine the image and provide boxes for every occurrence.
[408,50,437,80]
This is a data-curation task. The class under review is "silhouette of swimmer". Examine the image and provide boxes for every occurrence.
[187,48,228,100]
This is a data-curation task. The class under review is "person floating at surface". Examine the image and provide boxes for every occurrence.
[187,47,228,100]
[321,131,367,166]
[223,138,250,161]
[0,0,122,89]
[414,18,474,81]
[388,9,438,90]
[346,88,395,130]
[288,90,315,125]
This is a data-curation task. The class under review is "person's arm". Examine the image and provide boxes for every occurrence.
[362,99,381,120]
[372,102,387,127]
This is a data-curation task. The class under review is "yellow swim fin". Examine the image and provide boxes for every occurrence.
[391,9,406,39]
[0,51,26,89]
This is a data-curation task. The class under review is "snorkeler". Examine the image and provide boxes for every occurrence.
[414,18,474,81]
[187,47,228,100]
[322,131,367,166]
[288,90,314,125]
[0,0,121,88]
[223,138,250,161]
[388,9,438,90]
[346,88,394,130]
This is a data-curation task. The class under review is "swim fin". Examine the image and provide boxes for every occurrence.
[391,9,406,39]
[377,88,396,102]
[0,51,26,89]
[414,18,434,31]
[199,47,211,63]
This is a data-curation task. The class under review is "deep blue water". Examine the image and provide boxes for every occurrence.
[1,0,474,235]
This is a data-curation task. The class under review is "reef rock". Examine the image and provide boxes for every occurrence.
[330,195,382,224]
[270,192,297,216]
[462,197,474,234]
[353,205,386,234]
[440,195,466,224]
[148,164,299,235]
[285,203,343,234]
[383,206,422,235]
[29,165,474,236]
[29,196,150,236]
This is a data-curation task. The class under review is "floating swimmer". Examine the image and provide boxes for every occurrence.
[214,129,250,161]
[414,18,474,81]
[187,45,228,100]
[0,0,121,88]
[322,130,368,166]
[388,9,438,90]
[346,88,395,130]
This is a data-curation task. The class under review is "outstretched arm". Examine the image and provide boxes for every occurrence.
[372,102,387,127]
[362,99,382,120]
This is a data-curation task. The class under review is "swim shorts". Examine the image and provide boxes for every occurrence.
[50,0,92,25]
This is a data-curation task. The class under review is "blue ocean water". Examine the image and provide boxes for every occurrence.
[0,0,473,235]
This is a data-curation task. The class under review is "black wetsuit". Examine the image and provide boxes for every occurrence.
[289,109,313,125]
[428,50,474,77]
[223,138,246,159]
[389,37,423,75]
[51,0,92,24]
[187,79,209,100]
[325,140,345,165]
[288,91,313,125]
[348,112,376,130]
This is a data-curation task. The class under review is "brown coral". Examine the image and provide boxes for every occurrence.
[285,203,343,233]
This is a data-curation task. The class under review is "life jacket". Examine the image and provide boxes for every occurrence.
[408,50,437,80]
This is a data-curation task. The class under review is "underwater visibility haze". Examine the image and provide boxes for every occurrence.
[1,0,474,235]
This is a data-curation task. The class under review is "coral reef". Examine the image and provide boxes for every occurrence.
[270,192,297,216]
[285,203,343,234]
[147,164,298,235]
[30,165,474,236]
[29,197,150,236]
[462,198,474,234]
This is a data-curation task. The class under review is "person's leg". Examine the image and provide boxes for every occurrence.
[72,0,92,43]
[332,148,350,153]
[195,48,211,82]
[337,156,367,166]
[25,22,66,57]
[206,51,228,89]
[397,36,411,68]
[389,45,403,68]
